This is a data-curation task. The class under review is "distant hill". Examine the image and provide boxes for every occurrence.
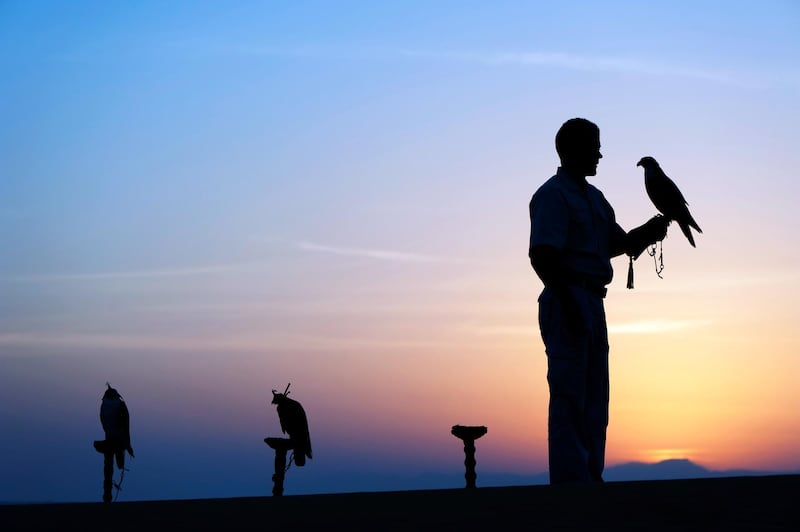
[603,458,779,481]
[480,458,788,486]
[299,459,791,495]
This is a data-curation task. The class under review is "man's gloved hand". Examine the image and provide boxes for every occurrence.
[642,214,670,242]
[626,215,671,259]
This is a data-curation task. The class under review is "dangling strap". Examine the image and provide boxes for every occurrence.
[648,241,665,279]
[627,255,634,289]
[112,467,128,502]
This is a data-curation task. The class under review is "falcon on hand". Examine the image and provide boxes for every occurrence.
[637,156,702,247]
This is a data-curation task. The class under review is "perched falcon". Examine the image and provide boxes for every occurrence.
[100,383,135,469]
[637,156,702,247]
[271,384,312,466]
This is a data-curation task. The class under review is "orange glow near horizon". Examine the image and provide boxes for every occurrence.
[6,258,796,476]
[57,259,796,475]
[637,449,698,464]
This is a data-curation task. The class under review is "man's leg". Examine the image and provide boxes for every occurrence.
[585,296,610,482]
[547,361,590,483]
[540,288,591,484]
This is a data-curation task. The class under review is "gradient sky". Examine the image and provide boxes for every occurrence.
[2,1,800,502]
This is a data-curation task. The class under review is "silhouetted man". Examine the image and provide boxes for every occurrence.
[529,118,667,484]
[93,384,134,502]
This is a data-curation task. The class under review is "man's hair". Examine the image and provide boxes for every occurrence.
[555,118,599,159]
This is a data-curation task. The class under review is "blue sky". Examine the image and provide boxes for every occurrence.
[2,1,800,502]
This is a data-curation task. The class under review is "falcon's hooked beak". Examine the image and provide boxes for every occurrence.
[637,156,656,168]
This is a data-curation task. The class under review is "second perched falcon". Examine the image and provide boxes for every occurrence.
[637,156,702,247]
[100,383,135,469]
[271,384,312,466]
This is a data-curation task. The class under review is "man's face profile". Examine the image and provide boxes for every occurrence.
[557,119,603,178]
[568,132,602,177]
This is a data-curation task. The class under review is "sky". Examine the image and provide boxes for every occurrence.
[1,0,799,503]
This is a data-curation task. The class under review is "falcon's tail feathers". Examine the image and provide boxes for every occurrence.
[678,221,697,247]
[688,214,702,234]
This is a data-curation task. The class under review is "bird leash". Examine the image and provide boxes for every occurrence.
[112,466,130,502]
[648,240,665,279]
[627,240,665,289]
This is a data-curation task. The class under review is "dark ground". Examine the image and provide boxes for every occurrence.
[2,475,798,531]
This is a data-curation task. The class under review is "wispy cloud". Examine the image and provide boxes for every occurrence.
[474,325,537,337]
[200,43,797,89]
[295,241,447,263]
[0,329,453,354]
[617,270,800,294]
[0,262,263,283]
[608,319,712,335]
[450,319,710,338]
[0,332,214,352]
[399,49,764,88]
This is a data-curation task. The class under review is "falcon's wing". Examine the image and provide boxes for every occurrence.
[283,400,312,458]
[120,401,134,456]
[120,401,130,432]
[276,404,289,434]
[645,170,689,219]
[100,407,109,433]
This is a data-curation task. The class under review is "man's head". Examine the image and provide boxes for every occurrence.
[555,118,602,177]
